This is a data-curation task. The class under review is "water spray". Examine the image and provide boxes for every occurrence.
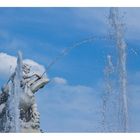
[109,7,128,132]
[5,51,23,132]
[102,54,114,132]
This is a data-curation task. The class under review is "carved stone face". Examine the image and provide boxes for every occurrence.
[22,63,31,74]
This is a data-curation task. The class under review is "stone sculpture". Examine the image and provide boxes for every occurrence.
[0,52,49,133]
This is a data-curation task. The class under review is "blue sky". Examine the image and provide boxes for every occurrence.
[0,8,140,132]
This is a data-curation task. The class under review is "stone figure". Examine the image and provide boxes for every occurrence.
[0,55,49,133]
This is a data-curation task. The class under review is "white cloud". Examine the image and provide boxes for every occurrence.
[0,52,16,76]
[0,52,45,78]
[37,73,140,132]
[36,76,102,132]
[53,77,67,85]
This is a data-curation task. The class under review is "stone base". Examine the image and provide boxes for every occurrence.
[21,128,41,133]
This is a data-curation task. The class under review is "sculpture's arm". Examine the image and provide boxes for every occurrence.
[22,74,42,87]
[23,73,41,80]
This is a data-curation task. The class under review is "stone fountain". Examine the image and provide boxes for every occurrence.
[0,52,49,133]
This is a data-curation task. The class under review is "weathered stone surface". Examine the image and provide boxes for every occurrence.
[0,61,49,133]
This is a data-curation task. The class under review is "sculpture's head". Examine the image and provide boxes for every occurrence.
[22,63,31,74]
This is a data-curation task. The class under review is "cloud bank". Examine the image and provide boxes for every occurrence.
[36,76,102,132]
[0,52,45,78]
